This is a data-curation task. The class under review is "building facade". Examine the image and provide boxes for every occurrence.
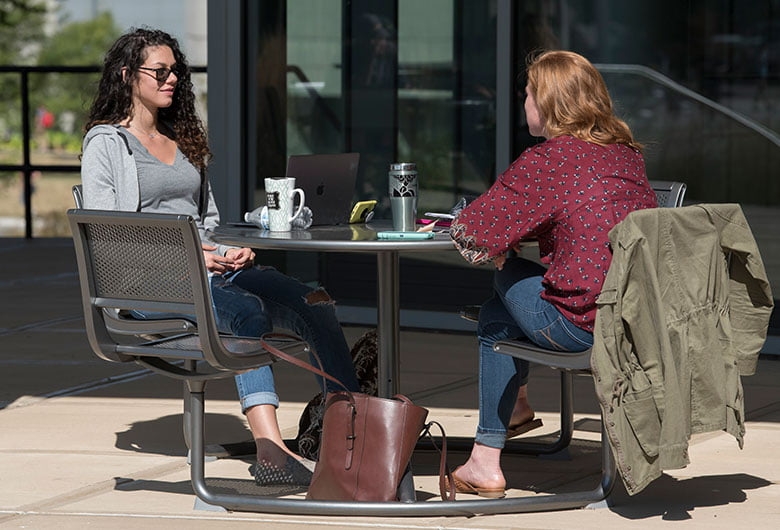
[206,0,779,318]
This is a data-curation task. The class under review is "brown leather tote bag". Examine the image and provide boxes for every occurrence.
[307,390,428,501]
[262,334,453,502]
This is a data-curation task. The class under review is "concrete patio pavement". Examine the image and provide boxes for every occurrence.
[1,236,779,529]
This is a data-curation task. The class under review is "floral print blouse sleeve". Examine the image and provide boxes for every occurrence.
[450,141,560,266]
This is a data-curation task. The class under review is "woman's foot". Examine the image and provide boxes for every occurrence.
[450,465,506,499]
[255,437,299,468]
[251,455,315,486]
[507,384,541,438]
[245,403,302,467]
[506,417,543,439]
[509,404,535,426]
[252,437,316,486]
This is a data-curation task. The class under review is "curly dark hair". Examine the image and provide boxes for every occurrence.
[84,27,211,170]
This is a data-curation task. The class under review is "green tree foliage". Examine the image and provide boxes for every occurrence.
[0,0,45,67]
[0,0,45,34]
[0,7,120,152]
[0,0,46,151]
[38,11,120,66]
[34,12,121,139]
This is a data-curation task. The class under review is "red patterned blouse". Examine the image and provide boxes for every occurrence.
[450,136,657,332]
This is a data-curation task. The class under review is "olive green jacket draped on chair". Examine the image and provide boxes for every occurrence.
[591,204,774,495]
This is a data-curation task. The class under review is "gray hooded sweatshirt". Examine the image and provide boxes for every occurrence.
[80,124,234,255]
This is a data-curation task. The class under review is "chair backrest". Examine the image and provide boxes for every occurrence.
[72,184,83,208]
[648,180,686,208]
[67,208,273,373]
[70,184,199,339]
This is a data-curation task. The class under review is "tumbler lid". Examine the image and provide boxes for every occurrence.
[389,162,416,172]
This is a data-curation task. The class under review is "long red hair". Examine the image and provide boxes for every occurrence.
[526,50,642,151]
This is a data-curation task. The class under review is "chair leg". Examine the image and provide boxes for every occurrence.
[584,417,617,509]
[504,370,574,455]
[182,361,255,460]
[181,360,196,450]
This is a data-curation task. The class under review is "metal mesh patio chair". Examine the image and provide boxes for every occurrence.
[68,208,312,511]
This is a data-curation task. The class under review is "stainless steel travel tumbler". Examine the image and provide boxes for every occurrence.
[388,163,418,231]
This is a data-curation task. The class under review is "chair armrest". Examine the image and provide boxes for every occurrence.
[103,308,196,336]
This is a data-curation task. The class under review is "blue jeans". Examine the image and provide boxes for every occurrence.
[133,268,359,412]
[228,267,359,411]
[475,258,593,449]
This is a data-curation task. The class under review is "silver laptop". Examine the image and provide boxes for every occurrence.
[286,153,360,226]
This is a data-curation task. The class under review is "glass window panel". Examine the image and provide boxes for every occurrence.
[28,71,92,167]
[287,0,343,155]
[281,0,497,218]
[509,0,779,297]
[512,1,779,208]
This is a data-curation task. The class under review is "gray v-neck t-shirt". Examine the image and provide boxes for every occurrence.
[123,129,202,219]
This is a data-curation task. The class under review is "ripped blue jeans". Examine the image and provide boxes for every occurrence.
[132,267,359,412]
[475,258,593,449]
[226,267,359,411]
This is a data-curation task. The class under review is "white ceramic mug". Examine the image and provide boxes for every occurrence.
[264,177,306,231]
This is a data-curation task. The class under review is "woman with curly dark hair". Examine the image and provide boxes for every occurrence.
[84,28,210,171]
[81,27,359,487]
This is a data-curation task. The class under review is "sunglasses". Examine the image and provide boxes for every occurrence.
[138,64,185,82]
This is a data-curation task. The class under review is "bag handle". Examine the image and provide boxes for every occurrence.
[422,420,456,501]
[262,333,360,469]
[261,332,413,403]
[261,332,352,392]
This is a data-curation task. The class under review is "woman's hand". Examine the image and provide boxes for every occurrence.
[202,244,255,274]
[225,247,256,270]
[495,245,527,270]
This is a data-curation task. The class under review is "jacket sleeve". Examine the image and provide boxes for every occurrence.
[708,204,774,375]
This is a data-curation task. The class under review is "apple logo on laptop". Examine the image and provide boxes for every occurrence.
[316,182,325,196]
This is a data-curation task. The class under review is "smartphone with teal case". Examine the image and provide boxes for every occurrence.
[376,231,434,240]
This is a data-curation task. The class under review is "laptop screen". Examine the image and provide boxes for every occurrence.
[285,153,360,226]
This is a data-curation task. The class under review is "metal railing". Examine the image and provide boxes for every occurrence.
[594,63,780,149]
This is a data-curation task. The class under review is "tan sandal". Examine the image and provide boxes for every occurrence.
[449,471,506,499]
